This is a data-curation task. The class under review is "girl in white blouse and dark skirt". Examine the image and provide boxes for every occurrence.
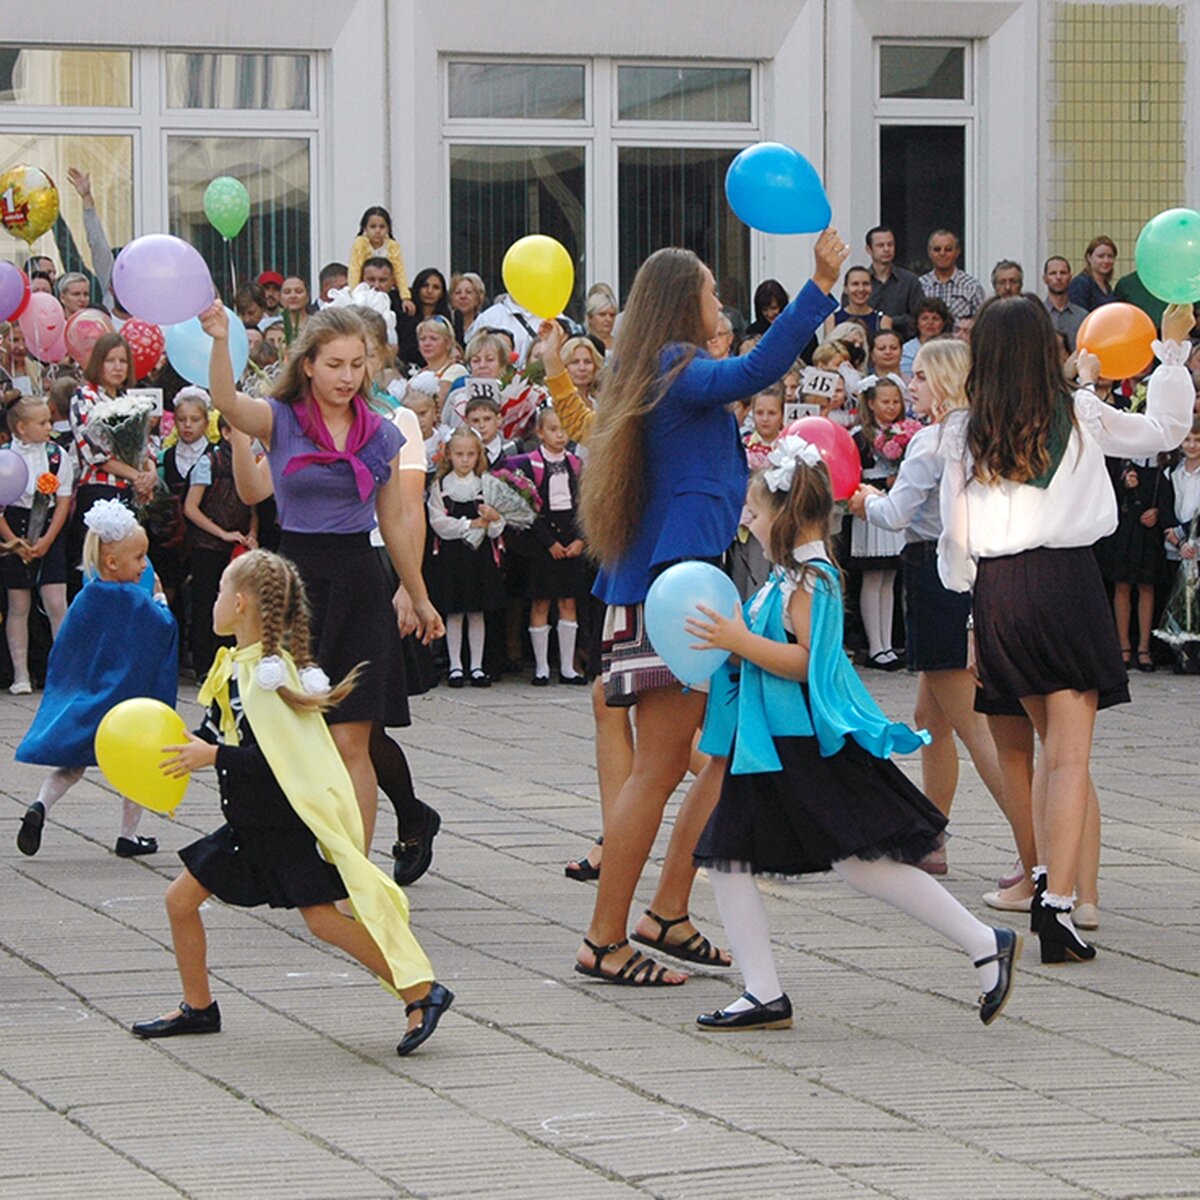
[938,296,1194,964]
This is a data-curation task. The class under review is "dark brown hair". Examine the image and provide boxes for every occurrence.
[579,248,709,564]
[747,462,838,594]
[967,295,1076,484]
[84,333,136,389]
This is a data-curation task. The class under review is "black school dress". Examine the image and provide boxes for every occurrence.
[425,479,506,614]
[179,684,347,908]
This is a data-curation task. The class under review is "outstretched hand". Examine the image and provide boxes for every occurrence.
[1161,302,1196,344]
[812,228,851,295]
[199,300,230,342]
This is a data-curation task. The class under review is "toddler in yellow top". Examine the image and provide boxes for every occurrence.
[347,205,413,310]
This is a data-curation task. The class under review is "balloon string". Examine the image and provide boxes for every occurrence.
[227,238,237,297]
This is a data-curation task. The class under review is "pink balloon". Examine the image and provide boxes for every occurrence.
[782,416,862,501]
[18,292,67,364]
[65,307,114,365]
[113,234,215,326]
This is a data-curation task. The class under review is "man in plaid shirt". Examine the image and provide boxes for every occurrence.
[917,230,985,322]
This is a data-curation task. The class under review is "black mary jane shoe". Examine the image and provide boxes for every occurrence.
[558,672,588,686]
[696,992,793,1031]
[447,670,466,689]
[531,674,550,688]
[17,802,45,857]
[392,808,442,887]
[115,835,158,858]
[132,1000,221,1039]
[396,982,454,1056]
[1037,900,1097,964]
[470,670,492,688]
[975,928,1022,1025]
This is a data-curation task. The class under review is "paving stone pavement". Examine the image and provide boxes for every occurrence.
[2,668,1199,1199]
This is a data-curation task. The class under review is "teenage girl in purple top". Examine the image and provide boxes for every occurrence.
[201,302,443,852]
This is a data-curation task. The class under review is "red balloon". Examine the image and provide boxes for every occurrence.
[121,317,165,379]
[782,416,862,500]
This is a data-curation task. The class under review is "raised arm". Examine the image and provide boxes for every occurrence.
[673,229,848,408]
[534,319,595,443]
[201,301,274,443]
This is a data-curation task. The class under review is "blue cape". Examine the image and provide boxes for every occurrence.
[16,580,179,767]
[699,563,930,774]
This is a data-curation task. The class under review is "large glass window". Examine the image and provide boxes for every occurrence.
[879,44,966,101]
[447,62,585,121]
[168,136,311,299]
[165,52,311,111]
[617,147,749,312]
[0,46,132,107]
[879,126,966,273]
[449,144,585,317]
[617,66,752,123]
[0,134,134,272]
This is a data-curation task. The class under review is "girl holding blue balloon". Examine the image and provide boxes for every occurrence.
[573,229,847,987]
[685,442,1021,1030]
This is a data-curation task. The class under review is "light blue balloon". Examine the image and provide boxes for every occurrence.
[644,562,741,686]
[725,142,831,235]
[165,316,249,389]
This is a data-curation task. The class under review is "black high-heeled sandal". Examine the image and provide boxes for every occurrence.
[564,836,602,882]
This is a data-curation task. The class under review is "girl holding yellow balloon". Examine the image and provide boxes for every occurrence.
[15,500,177,859]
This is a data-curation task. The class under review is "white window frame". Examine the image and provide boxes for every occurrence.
[440,54,760,299]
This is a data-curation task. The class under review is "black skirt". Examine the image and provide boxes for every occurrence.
[901,541,971,672]
[180,824,347,909]
[973,545,1129,711]
[279,531,410,727]
[523,512,585,600]
[0,506,68,588]
[694,734,946,877]
[425,497,507,614]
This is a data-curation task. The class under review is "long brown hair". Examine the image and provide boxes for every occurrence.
[271,308,368,406]
[84,333,136,389]
[579,248,708,564]
[967,295,1076,484]
[226,550,360,712]
[747,463,838,595]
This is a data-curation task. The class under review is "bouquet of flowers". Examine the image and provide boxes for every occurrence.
[873,417,923,468]
[1154,522,1200,673]
[484,469,540,530]
[88,394,157,469]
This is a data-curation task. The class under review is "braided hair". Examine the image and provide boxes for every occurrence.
[226,550,361,712]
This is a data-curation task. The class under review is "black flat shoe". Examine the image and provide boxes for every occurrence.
[447,671,465,688]
[975,928,1022,1025]
[392,808,442,887]
[396,982,454,1056]
[17,802,45,857]
[115,835,158,858]
[696,992,793,1030]
[868,652,903,672]
[1136,651,1156,673]
[470,670,492,688]
[531,674,550,687]
[558,672,588,686]
[132,1000,221,1039]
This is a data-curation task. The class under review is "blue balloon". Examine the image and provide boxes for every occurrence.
[644,562,742,686]
[725,142,831,235]
[165,315,249,389]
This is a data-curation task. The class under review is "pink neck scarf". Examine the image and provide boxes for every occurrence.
[282,392,382,502]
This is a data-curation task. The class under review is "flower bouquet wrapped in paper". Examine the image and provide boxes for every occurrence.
[873,417,923,471]
[1154,536,1200,674]
[483,469,539,531]
[88,394,157,469]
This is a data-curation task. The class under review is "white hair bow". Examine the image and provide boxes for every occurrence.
[82,498,140,543]
[763,435,823,493]
[853,371,907,398]
[325,282,398,346]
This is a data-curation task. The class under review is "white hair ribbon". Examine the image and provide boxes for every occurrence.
[82,498,140,543]
[763,435,823,493]
[325,282,398,346]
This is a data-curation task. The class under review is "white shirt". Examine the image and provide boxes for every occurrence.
[540,448,573,511]
[369,406,426,549]
[864,422,945,543]
[1169,460,1200,529]
[748,539,827,635]
[937,342,1194,592]
[8,438,75,509]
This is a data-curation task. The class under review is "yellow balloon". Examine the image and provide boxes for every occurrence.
[0,165,60,245]
[95,698,190,814]
[502,235,574,319]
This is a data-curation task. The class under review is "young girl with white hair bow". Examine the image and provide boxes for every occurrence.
[684,438,1021,1031]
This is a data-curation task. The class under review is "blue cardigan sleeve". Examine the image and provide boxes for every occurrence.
[669,281,836,409]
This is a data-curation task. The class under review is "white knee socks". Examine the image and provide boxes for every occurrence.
[529,624,551,677]
[445,613,464,672]
[6,589,31,686]
[557,620,580,678]
[709,866,784,1009]
[833,854,1000,991]
[467,611,486,674]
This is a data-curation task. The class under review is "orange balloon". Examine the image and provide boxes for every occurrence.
[1076,303,1156,380]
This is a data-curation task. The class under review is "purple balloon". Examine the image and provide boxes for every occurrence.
[112,234,215,326]
[0,448,30,507]
[0,261,27,321]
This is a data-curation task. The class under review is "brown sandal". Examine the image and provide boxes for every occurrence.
[574,937,684,986]
[631,909,731,967]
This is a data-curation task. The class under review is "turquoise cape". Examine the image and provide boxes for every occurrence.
[16,581,178,768]
[699,563,930,774]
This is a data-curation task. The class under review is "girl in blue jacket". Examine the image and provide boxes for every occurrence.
[685,441,1020,1029]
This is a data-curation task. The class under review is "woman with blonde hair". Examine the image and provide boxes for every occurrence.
[449,272,487,346]
[573,229,847,986]
[585,287,618,354]
[850,340,1012,872]
[560,335,603,408]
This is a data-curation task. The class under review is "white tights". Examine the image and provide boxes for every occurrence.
[859,570,897,659]
[5,585,68,685]
[34,768,144,840]
[709,854,1000,1012]
[445,612,485,674]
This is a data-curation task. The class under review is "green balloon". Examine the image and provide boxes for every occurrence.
[203,176,250,240]
[1134,208,1200,304]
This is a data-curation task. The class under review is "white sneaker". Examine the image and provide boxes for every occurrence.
[8,680,32,696]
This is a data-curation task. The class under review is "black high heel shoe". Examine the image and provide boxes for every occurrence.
[1036,899,1096,964]
[975,928,1022,1025]
[396,982,454,1056]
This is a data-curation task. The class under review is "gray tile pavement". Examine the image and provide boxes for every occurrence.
[2,669,1199,1199]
